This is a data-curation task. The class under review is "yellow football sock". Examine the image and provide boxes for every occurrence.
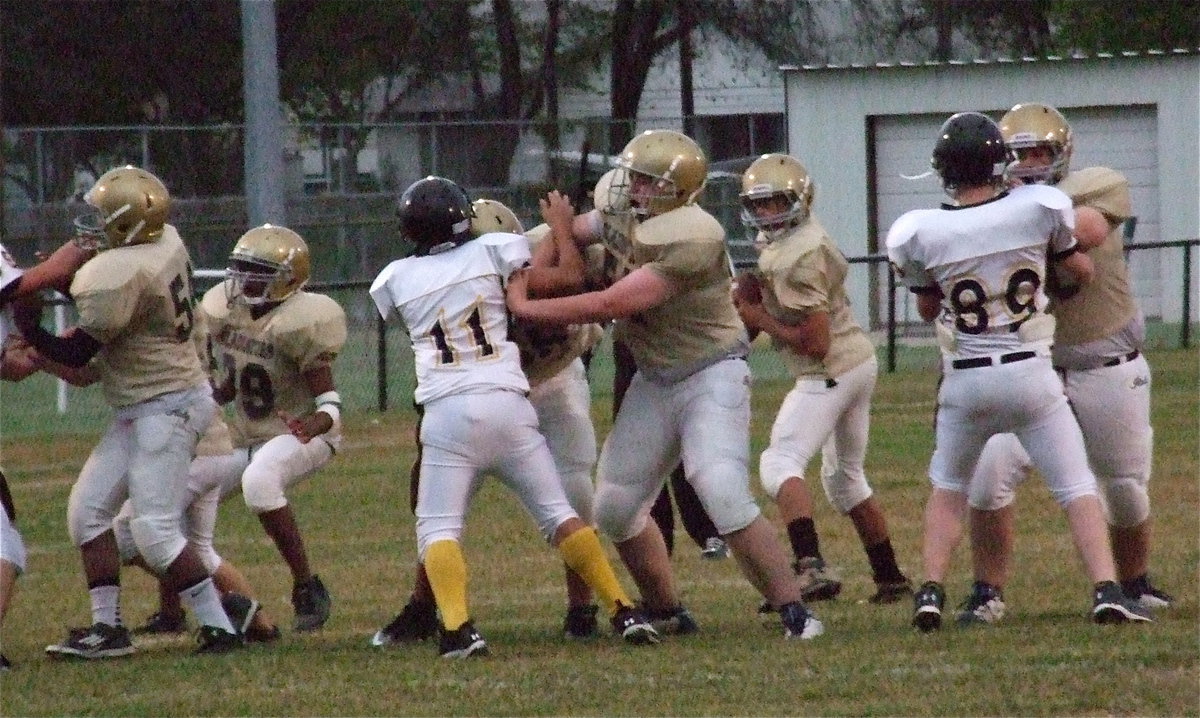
[557,527,631,617]
[424,539,469,631]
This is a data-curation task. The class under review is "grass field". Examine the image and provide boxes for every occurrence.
[0,341,1196,716]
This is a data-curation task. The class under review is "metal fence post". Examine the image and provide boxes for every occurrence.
[1183,242,1193,349]
[886,262,897,373]
[377,310,388,412]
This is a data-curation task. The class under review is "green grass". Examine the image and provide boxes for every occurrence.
[0,343,1196,716]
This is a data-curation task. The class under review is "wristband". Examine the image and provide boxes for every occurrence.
[314,391,341,422]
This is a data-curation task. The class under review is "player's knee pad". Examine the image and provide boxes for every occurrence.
[414,517,465,558]
[1048,479,1099,508]
[128,513,187,572]
[558,467,595,525]
[242,464,287,514]
[759,449,807,499]
[594,486,649,544]
[1100,475,1150,528]
[823,472,872,514]
[112,508,139,565]
[966,434,1029,510]
[67,499,116,548]
[0,511,26,574]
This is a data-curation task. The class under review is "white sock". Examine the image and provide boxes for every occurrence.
[89,584,121,627]
[178,577,235,633]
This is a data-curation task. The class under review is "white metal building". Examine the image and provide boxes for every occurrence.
[782,50,1200,330]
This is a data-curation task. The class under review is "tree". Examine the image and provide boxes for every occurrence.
[1,0,243,198]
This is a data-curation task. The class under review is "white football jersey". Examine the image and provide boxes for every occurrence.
[370,232,529,404]
[0,243,24,354]
[886,184,1075,357]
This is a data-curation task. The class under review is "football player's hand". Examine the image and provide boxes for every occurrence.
[280,409,332,444]
[10,293,44,335]
[539,190,575,232]
[732,271,763,306]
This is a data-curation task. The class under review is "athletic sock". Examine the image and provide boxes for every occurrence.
[179,576,236,632]
[557,526,632,617]
[865,539,907,583]
[786,518,822,562]
[88,582,122,627]
[424,540,469,631]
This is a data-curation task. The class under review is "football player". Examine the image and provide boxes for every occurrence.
[734,153,911,610]
[955,103,1170,625]
[506,129,825,640]
[373,196,610,643]
[14,166,243,657]
[885,112,1151,631]
[39,359,279,644]
[1,235,111,670]
[200,223,346,632]
[369,176,657,658]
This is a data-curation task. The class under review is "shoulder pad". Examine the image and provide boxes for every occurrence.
[1012,183,1072,211]
[639,205,724,246]
[523,223,552,250]
[1058,166,1126,198]
[477,231,526,248]
[884,210,931,250]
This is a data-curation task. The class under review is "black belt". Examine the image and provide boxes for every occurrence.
[1101,350,1140,368]
[951,351,1037,370]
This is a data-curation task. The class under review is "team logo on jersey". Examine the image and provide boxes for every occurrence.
[215,326,275,360]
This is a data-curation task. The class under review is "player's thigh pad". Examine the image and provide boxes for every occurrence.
[595,373,688,542]
[531,360,597,523]
[126,406,209,571]
[0,507,26,574]
[931,358,1062,492]
[1014,399,1098,506]
[676,359,760,535]
[1062,361,1152,526]
[817,359,877,513]
[242,431,335,513]
[966,433,1032,510]
[68,420,135,546]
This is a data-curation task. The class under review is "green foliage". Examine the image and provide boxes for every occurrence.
[0,345,1196,716]
[1046,0,1200,52]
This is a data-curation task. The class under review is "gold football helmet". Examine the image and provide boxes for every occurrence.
[470,199,525,236]
[612,129,707,216]
[999,103,1073,184]
[226,224,311,306]
[74,165,170,251]
[739,153,815,245]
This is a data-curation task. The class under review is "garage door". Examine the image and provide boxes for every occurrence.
[872,105,1162,323]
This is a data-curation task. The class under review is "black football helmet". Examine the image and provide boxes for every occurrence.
[396,176,474,256]
[931,112,1007,192]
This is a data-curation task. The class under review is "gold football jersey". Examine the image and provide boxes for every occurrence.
[518,224,606,386]
[756,217,875,379]
[201,285,347,447]
[69,225,207,408]
[1052,167,1137,345]
[599,204,745,378]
